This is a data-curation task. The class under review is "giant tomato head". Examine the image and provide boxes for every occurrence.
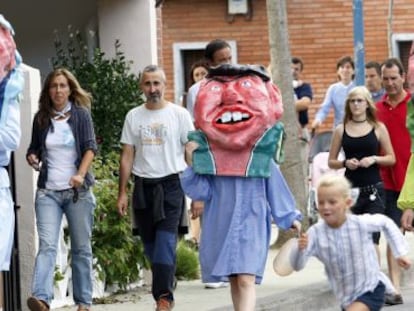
[194,69,282,150]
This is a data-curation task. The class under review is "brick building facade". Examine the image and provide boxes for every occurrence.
[159,0,414,130]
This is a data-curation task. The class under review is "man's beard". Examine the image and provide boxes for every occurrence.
[147,93,161,104]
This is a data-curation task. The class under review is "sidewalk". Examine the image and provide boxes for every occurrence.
[56,230,414,311]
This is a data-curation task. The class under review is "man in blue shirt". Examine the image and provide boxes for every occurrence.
[311,56,356,129]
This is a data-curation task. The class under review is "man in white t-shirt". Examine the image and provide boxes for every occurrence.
[117,65,194,311]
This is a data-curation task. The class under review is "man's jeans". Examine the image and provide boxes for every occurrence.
[31,188,95,306]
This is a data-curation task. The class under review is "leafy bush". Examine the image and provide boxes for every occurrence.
[51,26,142,157]
[92,152,149,290]
[175,240,200,280]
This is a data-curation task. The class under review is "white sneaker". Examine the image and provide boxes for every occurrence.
[204,282,228,289]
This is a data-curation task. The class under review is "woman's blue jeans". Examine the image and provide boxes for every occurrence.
[31,188,95,306]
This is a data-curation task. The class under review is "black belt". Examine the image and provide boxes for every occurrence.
[358,182,382,194]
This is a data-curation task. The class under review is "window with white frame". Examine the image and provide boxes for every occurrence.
[391,33,414,73]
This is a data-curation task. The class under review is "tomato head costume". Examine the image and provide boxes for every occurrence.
[189,64,284,177]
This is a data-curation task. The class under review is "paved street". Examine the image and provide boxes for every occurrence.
[55,229,414,310]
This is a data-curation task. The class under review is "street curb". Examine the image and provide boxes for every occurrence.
[210,281,336,311]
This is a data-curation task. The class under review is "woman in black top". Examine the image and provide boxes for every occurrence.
[328,86,395,247]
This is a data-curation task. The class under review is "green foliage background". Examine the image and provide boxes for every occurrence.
[175,240,200,280]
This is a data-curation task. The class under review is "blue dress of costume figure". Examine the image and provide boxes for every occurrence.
[180,162,301,283]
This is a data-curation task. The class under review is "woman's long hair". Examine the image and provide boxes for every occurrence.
[343,86,378,126]
[189,59,209,85]
[37,68,92,128]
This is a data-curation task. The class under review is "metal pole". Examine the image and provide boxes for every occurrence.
[353,0,365,86]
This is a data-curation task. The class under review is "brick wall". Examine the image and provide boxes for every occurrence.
[160,0,414,131]
[157,7,164,67]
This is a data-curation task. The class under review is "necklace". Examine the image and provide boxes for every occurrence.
[351,118,366,123]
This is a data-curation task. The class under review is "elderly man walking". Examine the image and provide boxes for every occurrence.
[117,65,194,311]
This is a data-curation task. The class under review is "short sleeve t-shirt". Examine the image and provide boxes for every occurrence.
[376,93,412,191]
[45,118,77,190]
[121,103,194,178]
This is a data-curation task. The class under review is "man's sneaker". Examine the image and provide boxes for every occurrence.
[384,293,403,305]
[204,282,228,289]
[155,297,174,311]
[27,296,49,311]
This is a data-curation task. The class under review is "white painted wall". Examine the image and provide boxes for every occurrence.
[0,1,98,79]
[98,0,158,74]
[1,0,158,77]
[15,64,41,311]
